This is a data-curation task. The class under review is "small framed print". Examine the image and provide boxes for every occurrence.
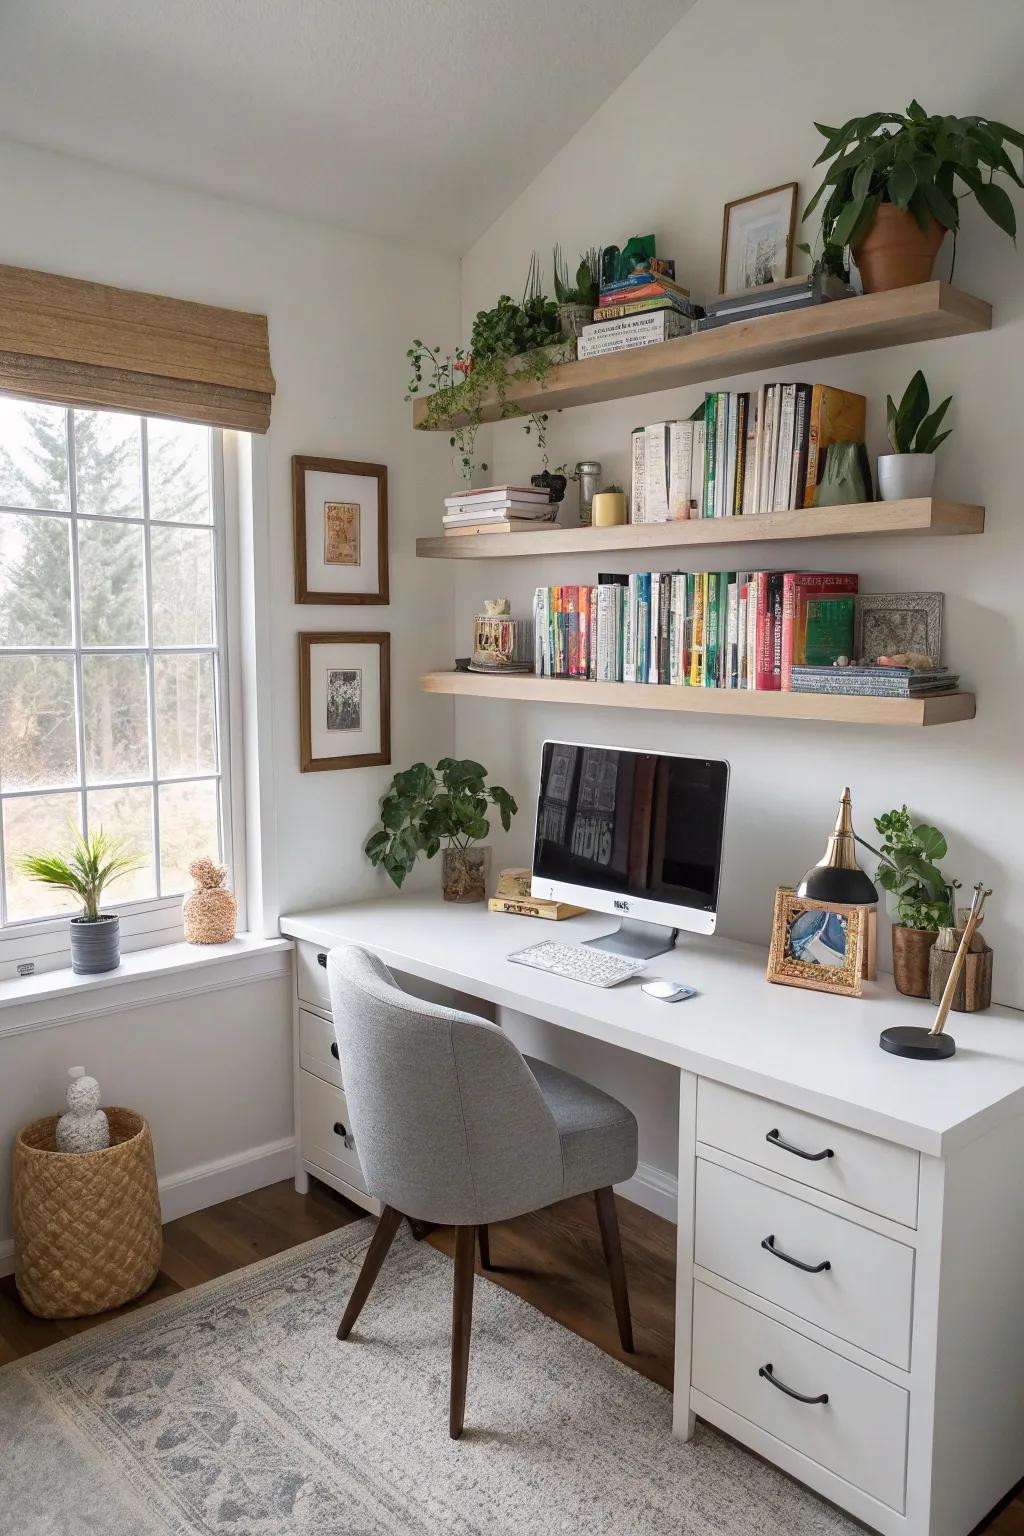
[292,455,388,604]
[766,887,865,998]
[720,182,798,294]
[299,631,390,771]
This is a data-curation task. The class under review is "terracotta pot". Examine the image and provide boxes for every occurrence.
[891,925,939,998]
[852,205,946,293]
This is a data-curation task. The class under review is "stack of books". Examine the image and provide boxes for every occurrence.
[443,484,556,537]
[629,384,865,522]
[791,665,959,698]
[577,269,703,360]
[698,273,853,331]
[532,569,858,690]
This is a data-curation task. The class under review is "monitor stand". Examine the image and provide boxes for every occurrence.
[583,917,679,961]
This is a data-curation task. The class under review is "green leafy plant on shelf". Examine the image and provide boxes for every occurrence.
[17,827,143,921]
[803,101,1024,281]
[552,244,601,307]
[365,759,518,889]
[866,806,959,930]
[886,370,953,453]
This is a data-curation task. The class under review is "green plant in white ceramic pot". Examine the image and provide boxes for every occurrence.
[878,370,952,501]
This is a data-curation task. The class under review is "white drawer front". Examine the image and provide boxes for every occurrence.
[692,1282,908,1513]
[299,1006,343,1088]
[695,1160,914,1368]
[296,941,332,1011]
[299,1071,367,1193]
[697,1079,920,1227]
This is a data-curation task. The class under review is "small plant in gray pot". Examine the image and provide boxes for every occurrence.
[17,828,143,974]
[878,370,952,501]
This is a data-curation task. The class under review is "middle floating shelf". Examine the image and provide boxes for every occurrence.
[417,498,984,561]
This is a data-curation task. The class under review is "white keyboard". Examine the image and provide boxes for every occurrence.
[507,940,649,989]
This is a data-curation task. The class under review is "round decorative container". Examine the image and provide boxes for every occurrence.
[69,913,120,975]
[891,925,939,998]
[442,847,489,903]
[592,491,627,527]
[13,1108,162,1318]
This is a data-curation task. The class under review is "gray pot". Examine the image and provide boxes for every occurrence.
[69,914,121,975]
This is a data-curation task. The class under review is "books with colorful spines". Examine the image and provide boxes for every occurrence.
[702,395,717,518]
[704,573,721,687]
[591,297,697,323]
[752,572,775,690]
[790,666,959,696]
[600,271,690,298]
[598,284,693,313]
[637,573,651,682]
[802,386,867,507]
[732,395,749,515]
[689,574,706,686]
[780,573,859,690]
[788,384,813,511]
[714,394,729,517]
[648,573,661,683]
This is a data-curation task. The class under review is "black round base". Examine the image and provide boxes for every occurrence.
[879,1025,956,1060]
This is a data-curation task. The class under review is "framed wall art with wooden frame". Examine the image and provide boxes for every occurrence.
[766,886,866,997]
[298,631,391,772]
[719,182,798,294]
[292,455,389,605]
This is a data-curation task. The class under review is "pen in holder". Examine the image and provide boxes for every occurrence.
[879,882,991,1060]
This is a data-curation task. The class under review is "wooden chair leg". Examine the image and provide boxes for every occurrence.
[477,1224,493,1271]
[337,1205,403,1340]
[594,1186,634,1354]
[450,1224,476,1439]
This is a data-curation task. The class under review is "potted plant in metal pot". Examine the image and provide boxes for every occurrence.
[18,828,143,975]
[878,370,952,500]
[366,758,517,904]
[866,807,959,997]
[803,102,1024,292]
[552,244,601,337]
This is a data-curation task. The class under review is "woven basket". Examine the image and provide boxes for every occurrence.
[13,1107,162,1318]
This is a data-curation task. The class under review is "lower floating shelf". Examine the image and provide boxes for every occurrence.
[420,671,976,728]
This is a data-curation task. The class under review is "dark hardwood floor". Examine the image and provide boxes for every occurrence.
[0,1179,1019,1534]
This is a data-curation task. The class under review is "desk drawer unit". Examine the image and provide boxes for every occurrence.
[692,1281,909,1513]
[695,1159,914,1367]
[296,941,333,1012]
[299,1006,343,1089]
[299,1070,368,1195]
[697,1080,920,1227]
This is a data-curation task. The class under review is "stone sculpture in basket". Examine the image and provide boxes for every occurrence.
[183,856,237,944]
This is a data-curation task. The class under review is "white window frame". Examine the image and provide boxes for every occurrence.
[0,403,245,975]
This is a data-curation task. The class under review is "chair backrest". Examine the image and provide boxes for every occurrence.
[326,944,564,1226]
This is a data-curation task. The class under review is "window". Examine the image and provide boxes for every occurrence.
[0,396,235,936]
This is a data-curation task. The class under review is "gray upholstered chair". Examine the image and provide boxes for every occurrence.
[326,943,639,1438]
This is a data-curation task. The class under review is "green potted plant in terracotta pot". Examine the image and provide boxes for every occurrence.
[366,758,518,903]
[878,370,952,500]
[18,828,143,975]
[803,103,1024,292]
[866,806,959,997]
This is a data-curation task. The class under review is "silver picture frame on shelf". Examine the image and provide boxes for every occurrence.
[854,592,943,663]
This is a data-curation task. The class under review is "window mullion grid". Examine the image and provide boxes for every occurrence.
[140,419,163,898]
[66,407,88,846]
[210,430,229,868]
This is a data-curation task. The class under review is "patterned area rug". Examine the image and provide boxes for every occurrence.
[0,1220,861,1535]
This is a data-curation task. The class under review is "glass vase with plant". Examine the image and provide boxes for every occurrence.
[17,827,143,974]
[862,806,960,997]
[877,370,953,500]
[365,758,518,903]
[802,102,1024,292]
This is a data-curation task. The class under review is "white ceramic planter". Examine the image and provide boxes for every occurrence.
[877,453,936,501]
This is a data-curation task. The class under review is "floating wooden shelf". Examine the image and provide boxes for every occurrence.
[420,671,976,728]
[417,498,984,560]
[412,282,991,429]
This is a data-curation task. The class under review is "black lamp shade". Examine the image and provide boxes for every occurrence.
[796,865,878,904]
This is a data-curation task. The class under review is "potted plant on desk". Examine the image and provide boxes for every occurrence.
[17,828,143,974]
[366,758,518,903]
[867,807,959,997]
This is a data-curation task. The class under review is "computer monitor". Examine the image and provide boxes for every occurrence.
[530,741,729,959]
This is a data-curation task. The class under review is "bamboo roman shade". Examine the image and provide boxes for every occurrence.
[0,264,276,433]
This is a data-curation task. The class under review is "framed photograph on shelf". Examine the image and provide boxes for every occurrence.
[854,591,943,664]
[766,887,865,998]
[292,455,388,605]
[298,631,391,771]
[719,183,798,294]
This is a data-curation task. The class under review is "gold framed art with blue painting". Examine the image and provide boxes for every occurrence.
[767,888,865,997]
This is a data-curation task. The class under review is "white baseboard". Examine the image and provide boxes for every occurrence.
[618,1159,678,1222]
[0,1136,296,1279]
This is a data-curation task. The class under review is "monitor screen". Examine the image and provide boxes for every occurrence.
[531,741,728,926]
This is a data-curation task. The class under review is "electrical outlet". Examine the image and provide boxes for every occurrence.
[16,961,35,977]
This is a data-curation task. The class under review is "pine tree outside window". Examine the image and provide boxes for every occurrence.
[0,395,237,946]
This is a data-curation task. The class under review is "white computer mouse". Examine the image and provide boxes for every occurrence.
[641,979,697,1002]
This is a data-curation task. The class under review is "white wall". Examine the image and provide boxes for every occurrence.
[454,0,1024,1188]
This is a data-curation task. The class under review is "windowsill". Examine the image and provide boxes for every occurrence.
[0,933,292,1037]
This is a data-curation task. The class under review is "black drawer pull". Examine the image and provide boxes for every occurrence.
[762,1233,831,1274]
[333,1120,356,1151]
[317,952,327,968]
[333,1121,346,1137]
[759,1363,828,1405]
[766,1127,834,1162]
[330,1042,340,1060]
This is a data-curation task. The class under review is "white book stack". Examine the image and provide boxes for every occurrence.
[443,484,555,536]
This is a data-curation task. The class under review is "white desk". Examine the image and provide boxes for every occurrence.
[281,897,1024,1536]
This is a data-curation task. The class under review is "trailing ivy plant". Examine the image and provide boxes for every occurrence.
[803,102,1024,278]
[863,806,959,931]
[886,370,952,454]
[365,759,518,889]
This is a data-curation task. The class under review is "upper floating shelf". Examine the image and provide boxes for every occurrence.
[412,282,991,429]
[416,498,984,560]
